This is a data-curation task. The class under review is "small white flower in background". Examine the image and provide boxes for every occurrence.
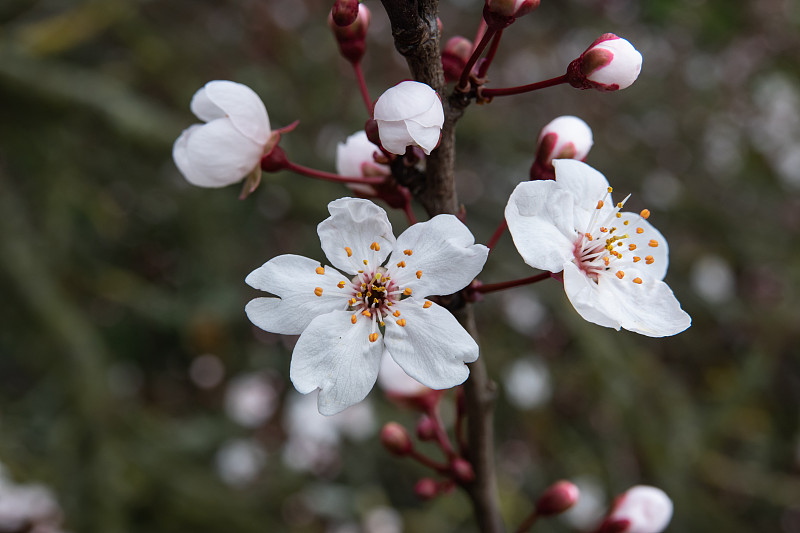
[0,464,64,533]
[567,34,643,91]
[173,80,272,187]
[502,356,552,410]
[215,438,267,487]
[562,477,606,530]
[336,130,390,196]
[537,116,594,166]
[505,159,691,337]
[377,352,429,397]
[603,485,673,533]
[373,81,444,155]
[224,372,279,428]
[246,197,488,414]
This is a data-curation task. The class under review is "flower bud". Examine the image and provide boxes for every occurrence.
[442,36,473,84]
[415,415,437,441]
[484,0,540,20]
[380,422,413,456]
[414,478,439,500]
[373,81,444,155]
[536,480,580,516]
[451,458,475,483]
[600,486,673,533]
[566,34,642,92]
[530,115,593,180]
[328,3,370,64]
[331,0,359,27]
[335,130,389,195]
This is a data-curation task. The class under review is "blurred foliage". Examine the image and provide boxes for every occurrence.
[1,0,799,532]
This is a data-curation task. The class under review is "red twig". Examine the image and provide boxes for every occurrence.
[486,219,508,251]
[352,61,373,114]
[285,161,386,185]
[481,74,568,98]
[457,27,497,91]
[476,29,503,79]
[476,272,552,294]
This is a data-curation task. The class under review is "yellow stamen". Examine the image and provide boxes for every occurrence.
[393,310,401,317]
[616,202,624,208]
[338,281,346,289]
[369,333,379,343]
[649,240,659,248]
[616,271,625,279]
[315,266,325,275]
[396,319,406,327]
[596,200,604,209]
[345,247,352,257]
[645,255,655,265]
[370,241,381,251]
[616,213,622,218]
[585,233,594,241]
[404,249,413,256]
[603,257,610,266]
[351,314,357,324]
[416,270,422,279]
[629,244,637,251]
[363,259,368,265]
[633,277,643,284]
[423,301,432,309]
[349,298,356,305]
[403,288,412,296]
[636,227,644,234]
[624,220,630,226]
[314,287,323,297]
[640,209,651,219]
[600,227,608,233]
[396,261,406,268]
[380,321,385,327]
[633,256,641,263]
[607,187,613,193]
[362,310,371,317]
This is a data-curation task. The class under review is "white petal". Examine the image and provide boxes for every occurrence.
[589,38,643,90]
[390,214,488,297]
[290,311,383,415]
[318,198,396,274]
[335,131,386,177]
[616,212,669,281]
[405,120,442,155]
[553,160,611,213]
[609,486,673,533]
[411,96,445,128]
[378,351,428,396]
[383,299,477,389]
[539,116,594,162]
[375,119,414,155]
[190,86,225,122]
[176,119,263,187]
[599,271,691,337]
[202,80,270,144]
[245,254,349,334]
[505,181,577,273]
[563,261,622,330]
[373,81,438,121]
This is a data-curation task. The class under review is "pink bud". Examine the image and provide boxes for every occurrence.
[536,480,580,516]
[566,34,643,92]
[442,36,474,83]
[331,0,359,27]
[416,415,437,441]
[451,458,475,483]
[601,486,673,533]
[328,3,370,64]
[380,422,413,456]
[530,115,593,180]
[414,478,439,500]
[484,0,540,20]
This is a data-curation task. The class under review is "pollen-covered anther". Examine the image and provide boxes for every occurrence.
[351,314,357,324]
[585,233,594,241]
[640,209,650,219]
[370,241,381,251]
[314,287,323,297]
[403,288,412,296]
[345,247,352,257]
[633,256,641,262]
[603,256,610,266]
[623,220,629,225]
[616,202,624,208]
[636,228,644,234]
[607,187,613,193]
[416,270,422,279]
[649,240,659,248]
[393,310,401,317]
[404,249,413,256]
[616,270,625,279]
[397,261,406,268]
[362,309,371,317]
[633,277,643,284]
[338,281,346,288]
[645,255,655,264]
[423,301,432,309]
[616,213,622,218]
[363,259,368,265]
[597,200,604,209]
[316,266,325,275]
[629,244,637,251]
[601,227,608,233]
[369,333,379,343]
[397,319,406,327]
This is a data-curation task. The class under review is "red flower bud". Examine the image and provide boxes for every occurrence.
[416,415,437,441]
[380,422,412,456]
[536,480,580,516]
[451,458,475,483]
[331,0,359,27]
[414,478,439,500]
[442,36,473,83]
[328,3,370,64]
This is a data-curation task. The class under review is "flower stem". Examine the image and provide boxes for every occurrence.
[481,74,568,98]
[426,403,455,459]
[409,449,450,474]
[457,27,497,91]
[284,161,386,185]
[514,510,539,533]
[352,61,373,114]
[403,199,418,225]
[476,272,552,294]
[476,29,503,79]
[486,219,508,252]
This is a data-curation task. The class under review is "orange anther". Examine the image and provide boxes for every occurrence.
[616,202,624,208]
[640,209,651,219]
[616,271,625,279]
[416,270,422,279]
[633,277,643,284]
[600,227,608,233]
[585,233,593,241]
[314,287,323,297]
[607,187,613,193]
[403,288,413,296]
[629,244,637,251]
[351,314,357,324]
[603,257,610,266]
[404,249,413,255]
[369,333,379,343]
[636,227,644,234]
[615,213,622,218]
[623,220,630,226]
[645,255,655,264]
[345,247,352,257]
[649,240,659,248]
[393,310,401,317]
[396,261,406,268]
[397,319,406,327]
[363,259,368,265]
[338,281,346,289]
[423,301,432,309]
[315,266,325,275]
[362,310,371,317]
[596,200,604,209]
[633,256,641,263]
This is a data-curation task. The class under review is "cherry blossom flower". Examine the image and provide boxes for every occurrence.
[567,34,643,92]
[601,485,673,533]
[173,80,272,188]
[246,198,488,414]
[505,160,691,337]
[373,81,444,155]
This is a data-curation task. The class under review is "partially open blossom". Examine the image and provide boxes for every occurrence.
[567,34,643,91]
[246,198,488,414]
[484,0,540,20]
[373,81,444,155]
[601,486,673,533]
[329,3,370,64]
[505,160,691,337]
[336,130,390,196]
[442,36,473,83]
[531,115,594,180]
[173,80,272,188]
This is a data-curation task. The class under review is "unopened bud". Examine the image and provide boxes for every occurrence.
[536,480,580,516]
[566,34,643,92]
[328,3,370,64]
[331,0,359,27]
[530,115,593,180]
[600,485,673,533]
[484,0,540,22]
[451,457,475,483]
[414,478,439,500]
[260,144,289,173]
[442,36,473,83]
[416,415,437,441]
[380,422,413,456]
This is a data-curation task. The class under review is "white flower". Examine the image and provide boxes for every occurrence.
[336,130,390,196]
[246,198,488,414]
[568,34,643,92]
[537,116,594,165]
[224,372,279,428]
[505,160,691,337]
[605,485,673,533]
[173,80,272,187]
[373,81,444,155]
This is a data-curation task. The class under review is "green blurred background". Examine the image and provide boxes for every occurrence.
[1,0,799,531]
